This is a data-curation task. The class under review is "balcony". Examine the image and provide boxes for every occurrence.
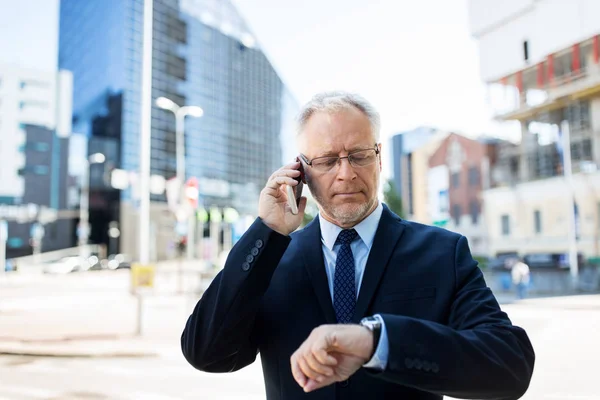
[491,129,598,186]
[489,36,600,121]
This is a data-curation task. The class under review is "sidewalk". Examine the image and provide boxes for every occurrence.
[0,288,199,358]
[2,265,598,359]
[0,335,160,358]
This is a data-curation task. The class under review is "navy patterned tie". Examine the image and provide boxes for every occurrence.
[333,229,359,324]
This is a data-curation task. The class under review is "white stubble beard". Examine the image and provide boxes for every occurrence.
[308,182,378,226]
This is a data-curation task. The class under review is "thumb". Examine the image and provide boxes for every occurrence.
[297,196,308,215]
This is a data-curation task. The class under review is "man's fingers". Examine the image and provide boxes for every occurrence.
[290,354,307,388]
[264,176,298,192]
[305,350,334,377]
[281,160,301,170]
[313,347,338,367]
[297,354,325,381]
[268,167,301,182]
[303,377,332,393]
[297,196,308,214]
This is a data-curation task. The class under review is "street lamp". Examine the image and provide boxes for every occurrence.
[79,152,106,259]
[156,96,203,260]
[156,97,203,188]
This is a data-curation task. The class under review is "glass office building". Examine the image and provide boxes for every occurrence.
[59,0,297,256]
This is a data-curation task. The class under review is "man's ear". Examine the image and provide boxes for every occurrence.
[378,143,383,171]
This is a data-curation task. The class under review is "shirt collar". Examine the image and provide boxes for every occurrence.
[319,201,383,251]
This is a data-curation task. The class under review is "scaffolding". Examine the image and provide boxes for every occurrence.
[491,99,597,186]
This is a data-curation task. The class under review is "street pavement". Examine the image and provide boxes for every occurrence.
[0,270,599,399]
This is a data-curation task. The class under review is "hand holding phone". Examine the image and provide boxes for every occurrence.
[286,157,305,215]
[258,159,307,236]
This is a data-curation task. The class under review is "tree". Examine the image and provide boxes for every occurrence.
[302,209,315,227]
[383,179,404,218]
[300,199,318,228]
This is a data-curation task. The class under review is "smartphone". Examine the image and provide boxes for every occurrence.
[286,157,305,215]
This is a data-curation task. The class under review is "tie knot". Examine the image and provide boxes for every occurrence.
[336,229,358,245]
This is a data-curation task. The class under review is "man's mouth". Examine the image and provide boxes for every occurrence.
[334,192,360,196]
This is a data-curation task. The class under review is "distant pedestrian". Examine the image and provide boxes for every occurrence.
[511,258,530,299]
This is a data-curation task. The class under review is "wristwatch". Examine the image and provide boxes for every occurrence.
[360,316,382,357]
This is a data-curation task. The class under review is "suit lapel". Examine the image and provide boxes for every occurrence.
[352,205,406,323]
[300,216,338,324]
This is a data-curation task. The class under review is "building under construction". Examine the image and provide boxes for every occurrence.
[469,0,600,265]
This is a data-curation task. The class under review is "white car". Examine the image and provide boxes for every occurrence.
[43,256,93,274]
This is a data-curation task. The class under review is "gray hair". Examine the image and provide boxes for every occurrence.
[296,91,381,141]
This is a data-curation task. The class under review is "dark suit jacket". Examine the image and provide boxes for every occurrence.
[182,205,535,399]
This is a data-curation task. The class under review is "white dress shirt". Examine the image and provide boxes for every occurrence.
[318,201,389,370]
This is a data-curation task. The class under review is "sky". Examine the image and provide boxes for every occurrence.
[0,0,59,71]
[0,0,512,179]
[231,0,502,138]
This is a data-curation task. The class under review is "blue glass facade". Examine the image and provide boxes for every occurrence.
[59,0,296,251]
[181,16,284,185]
[59,0,126,134]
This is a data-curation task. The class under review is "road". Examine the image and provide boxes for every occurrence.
[0,270,599,399]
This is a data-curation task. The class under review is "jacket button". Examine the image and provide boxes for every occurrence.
[339,380,349,387]
[404,358,413,369]
[414,359,423,370]
[255,239,264,248]
[251,247,259,256]
[423,361,431,372]
[432,363,439,373]
[242,262,250,271]
[246,254,254,263]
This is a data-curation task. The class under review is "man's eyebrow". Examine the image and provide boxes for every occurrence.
[313,150,338,158]
[313,146,373,158]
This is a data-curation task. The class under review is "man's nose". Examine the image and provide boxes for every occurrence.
[336,157,356,180]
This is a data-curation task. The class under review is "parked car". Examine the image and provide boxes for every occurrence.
[487,254,518,270]
[43,257,80,274]
[95,254,132,271]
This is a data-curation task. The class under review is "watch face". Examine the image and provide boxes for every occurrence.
[361,317,381,329]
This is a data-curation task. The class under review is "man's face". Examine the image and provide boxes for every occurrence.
[298,107,381,227]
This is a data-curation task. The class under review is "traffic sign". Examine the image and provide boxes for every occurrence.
[185,177,200,209]
[130,263,155,293]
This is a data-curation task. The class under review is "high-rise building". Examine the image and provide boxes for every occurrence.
[389,127,444,217]
[469,0,600,263]
[3,125,73,258]
[0,65,72,204]
[0,65,74,258]
[59,0,297,259]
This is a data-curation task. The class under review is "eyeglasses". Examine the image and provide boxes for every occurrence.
[300,145,380,173]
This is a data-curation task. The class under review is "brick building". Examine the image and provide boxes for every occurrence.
[427,133,498,257]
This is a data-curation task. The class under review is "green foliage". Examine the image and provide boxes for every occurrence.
[383,180,404,218]
[302,209,315,227]
[473,255,488,270]
[300,201,318,228]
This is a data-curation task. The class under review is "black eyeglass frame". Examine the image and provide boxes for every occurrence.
[299,144,381,170]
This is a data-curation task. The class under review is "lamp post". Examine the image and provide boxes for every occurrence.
[79,152,106,260]
[156,96,203,260]
[138,0,153,268]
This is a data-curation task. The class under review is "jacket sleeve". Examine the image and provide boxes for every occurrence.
[373,235,535,399]
[181,218,291,373]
